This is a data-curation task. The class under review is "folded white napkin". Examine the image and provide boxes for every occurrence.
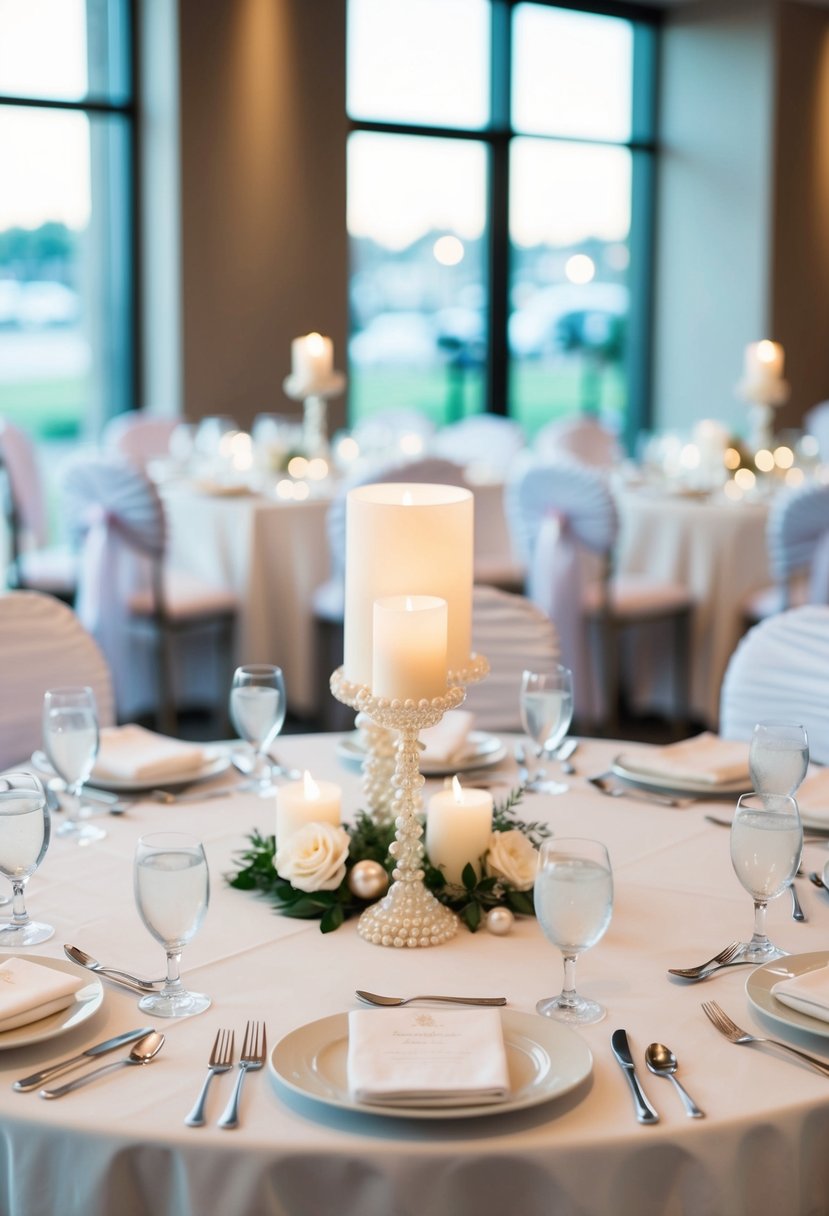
[0,958,84,1032]
[772,964,829,1023]
[347,1008,510,1108]
[420,711,475,766]
[94,725,206,782]
[795,768,829,824]
[621,733,750,786]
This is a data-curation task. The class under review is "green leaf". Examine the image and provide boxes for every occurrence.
[461,862,477,891]
[321,904,345,933]
[461,901,482,932]
[505,889,535,916]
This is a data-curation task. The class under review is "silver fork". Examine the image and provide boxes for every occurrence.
[701,1001,829,1078]
[218,1021,267,1129]
[667,941,743,979]
[184,1028,235,1127]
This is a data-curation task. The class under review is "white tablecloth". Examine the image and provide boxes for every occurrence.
[3,733,829,1216]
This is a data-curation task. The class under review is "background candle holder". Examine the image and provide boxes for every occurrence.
[331,660,488,948]
[282,375,346,458]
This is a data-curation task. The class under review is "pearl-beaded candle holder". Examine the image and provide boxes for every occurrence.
[330,658,488,948]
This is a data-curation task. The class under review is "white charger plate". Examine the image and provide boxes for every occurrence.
[0,954,104,1050]
[31,748,231,794]
[610,752,749,799]
[746,950,829,1039]
[270,1008,592,1120]
[336,731,507,777]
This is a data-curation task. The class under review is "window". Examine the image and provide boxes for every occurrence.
[346,0,656,442]
[0,0,135,441]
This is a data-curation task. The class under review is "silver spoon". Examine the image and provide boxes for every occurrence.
[645,1042,705,1118]
[356,990,507,1007]
[64,945,163,991]
[40,1031,165,1098]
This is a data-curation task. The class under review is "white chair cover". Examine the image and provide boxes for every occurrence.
[534,415,623,469]
[0,419,48,547]
[102,414,178,471]
[0,591,114,770]
[433,416,526,475]
[350,410,436,457]
[720,605,829,764]
[464,585,559,731]
[744,481,829,620]
[804,401,829,460]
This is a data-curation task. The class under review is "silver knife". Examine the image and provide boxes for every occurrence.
[13,1027,155,1092]
[610,1028,659,1124]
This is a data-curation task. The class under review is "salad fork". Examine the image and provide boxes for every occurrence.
[185,1028,235,1127]
[667,941,743,979]
[701,1001,829,1078]
[218,1021,267,1129]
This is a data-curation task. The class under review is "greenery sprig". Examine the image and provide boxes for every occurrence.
[228,786,549,934]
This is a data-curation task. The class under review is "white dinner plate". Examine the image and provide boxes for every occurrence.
[610,752,749,799]
[31,748,231,793]
[336,731,507,777]
[0,954,104,1050]
[270,1008,593,1120]
[746,950,829,1039]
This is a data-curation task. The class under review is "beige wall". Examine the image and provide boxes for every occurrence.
[177,0,348,432]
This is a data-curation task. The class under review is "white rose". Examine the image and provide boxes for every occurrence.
[485,830,537,891]
[275,822,350,893]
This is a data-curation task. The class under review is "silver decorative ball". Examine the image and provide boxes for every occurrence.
[348,860,389,901]
[486,906,514,936]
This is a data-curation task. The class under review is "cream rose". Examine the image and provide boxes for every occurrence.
[275,822,350,893]
[485,830,537,891]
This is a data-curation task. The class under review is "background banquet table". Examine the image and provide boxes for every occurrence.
[3,732,829,1216]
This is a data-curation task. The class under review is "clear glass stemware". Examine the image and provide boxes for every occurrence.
[749,721,809,797]
[730,791,802,963]
[134,832,210,1018]
[0,771,53,947]
[229,664,287,795]
[42,686,105,844]
[534,837,613,1025]
[519,665,574,793]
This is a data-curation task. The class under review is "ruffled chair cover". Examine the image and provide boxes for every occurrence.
[102,414,178,471]
[464,585,559,731]
[350,410,436,458]
[63,456,236,726]
[534,415,623,469]
[0,590,114,770]
[744,481,829,621]
[720,605,829,764]
[433,416,526,475]
[804,401,829,460]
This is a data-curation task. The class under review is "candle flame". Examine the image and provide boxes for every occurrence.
[303,770,320,800]
[306,332,324,354]
[757,339,777,363]
[401,490,414,506]
[405,596,414,611]
[452,775,464,804]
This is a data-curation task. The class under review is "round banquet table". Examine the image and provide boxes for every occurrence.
[3,732,829,1216]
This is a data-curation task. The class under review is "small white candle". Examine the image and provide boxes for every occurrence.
[372,594,447,701]
[744,339,784,383]
[291,332,334,393]
[276,770,341,844]
[426,776,493,886]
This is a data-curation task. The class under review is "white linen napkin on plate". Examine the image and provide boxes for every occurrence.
[619,733,750,786]
[420,711,475,766]
[346,1007,510,1107]
[795,768,829,825]
[94,725,206,782]
[772,964,829,1022]
[0,958,84,1032]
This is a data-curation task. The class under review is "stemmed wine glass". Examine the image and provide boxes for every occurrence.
[134,832,210,1018]
[0,772,53,946]
[230,664,287,795]
[534,837,613,1025]
[730,791,802,963]
[749,721,809,796]
[42,686,105,844]
[520,665,574,793]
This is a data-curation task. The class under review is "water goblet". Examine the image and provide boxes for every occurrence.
[134,832,210,1018]
[42,686,105,844]
[519,665,574,793]
[0,772,53,946]
[749,721,809,797]
[534,837,613,1025]
[730,791,802,963]
[230,664,287,795]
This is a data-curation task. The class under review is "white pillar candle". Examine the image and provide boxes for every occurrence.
[291,332,334,392]
[344,482,474,689]
[744,339,784,383]
[426,776,493,885]
[276,770,341,844]
[372,595,448,701]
